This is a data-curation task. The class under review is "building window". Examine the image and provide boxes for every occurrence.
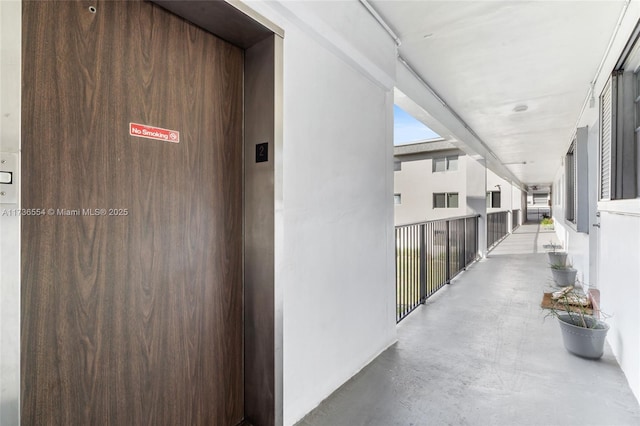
[433,192,458,208]
[533,192,548,205]
[599,25,640,200]
[486,191,501,208]
[447,192,459,208]
[394,193,402,205]
[432,155,458,172]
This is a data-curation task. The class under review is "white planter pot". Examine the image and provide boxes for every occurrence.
[550,267,577,287]
[547,252,567,266]
[557,313,609,359]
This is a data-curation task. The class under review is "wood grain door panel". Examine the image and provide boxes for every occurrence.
[21,1,244,424]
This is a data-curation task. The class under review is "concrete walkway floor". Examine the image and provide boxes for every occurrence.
[298,224,640,426]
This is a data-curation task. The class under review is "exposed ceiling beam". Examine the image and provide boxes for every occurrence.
[359,0,526,190]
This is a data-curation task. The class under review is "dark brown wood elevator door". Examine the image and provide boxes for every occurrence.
[21,1,243,424]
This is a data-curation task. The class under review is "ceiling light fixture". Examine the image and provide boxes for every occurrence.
[513,104,528,112]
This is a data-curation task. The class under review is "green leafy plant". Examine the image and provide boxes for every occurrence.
[541,217,554,226]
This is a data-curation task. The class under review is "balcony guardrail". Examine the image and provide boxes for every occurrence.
[487,211,509,249]
[395,215,479,323]
[512,209,521,231]
[526,206,550,222]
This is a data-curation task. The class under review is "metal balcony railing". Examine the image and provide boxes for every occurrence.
[526,206,550,222]
[512,209,521,231]
[395,215,479,323]
[487,211,509,249]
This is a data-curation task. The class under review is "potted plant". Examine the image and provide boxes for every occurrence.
[541,216,554,230]
[546,241,567,265]
[545,286,609,359]
[550,259,576,287]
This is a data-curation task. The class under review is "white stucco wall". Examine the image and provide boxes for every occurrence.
[511,185,523,212]
[486,169,512,213]
[510,184,524,227]
[466,155,488,254]
[281,29,396,424]
[394,153,467,225]
[246,2,398,424]
[0,2,21,425]
[598,202,640,404]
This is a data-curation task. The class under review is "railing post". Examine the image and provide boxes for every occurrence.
[462,218,467,269]
[476,216,479,255]
[486,213,491,248]
[395,227,399,322]
[504,211,507,236]
[445,220,451,283]
[419,224,427,303]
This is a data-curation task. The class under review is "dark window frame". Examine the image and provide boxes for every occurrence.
[433,192,459,208]
[432,155,459,173]
[486,191,501,208]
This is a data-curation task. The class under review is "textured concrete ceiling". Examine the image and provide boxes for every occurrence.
[371,0,628,187]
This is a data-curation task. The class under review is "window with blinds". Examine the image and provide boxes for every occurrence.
[599,22,640,201]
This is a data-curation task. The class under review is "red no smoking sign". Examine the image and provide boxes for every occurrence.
[129,123,180,143]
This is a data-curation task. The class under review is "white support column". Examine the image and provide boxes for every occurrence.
[466,155,488,257]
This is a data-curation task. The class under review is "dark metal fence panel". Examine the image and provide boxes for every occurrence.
[526,206,550,222]
[448,217,466,280]
[464,216,478,266]
[395,224,421,322]
[428,220,447,298]
[487,211,509,249]
[396,215,479,323]
[512,209,521,231]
